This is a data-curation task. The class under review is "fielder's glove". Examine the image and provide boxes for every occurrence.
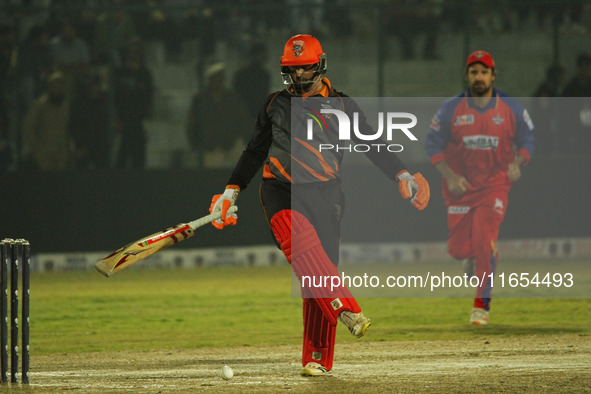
[209,186,240,229]
[397,171,430,211]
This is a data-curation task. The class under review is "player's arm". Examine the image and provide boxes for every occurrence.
[425,102,470,196]
[507,153,526,182]
[210,96,274,228]
[434,160,471,196]
[508,104,536,182]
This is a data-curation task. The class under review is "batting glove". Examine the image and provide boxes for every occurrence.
[397,171,430,211]
[209,186,240,229]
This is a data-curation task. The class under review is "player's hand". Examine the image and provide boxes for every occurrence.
[398,171,430,211]
[209,186,240,229]
[445,173,470,196]
[507,162,521,182]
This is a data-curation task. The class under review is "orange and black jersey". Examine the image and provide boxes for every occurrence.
[227,78,408,190]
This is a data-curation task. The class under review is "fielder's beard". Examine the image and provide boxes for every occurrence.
[470,82,492,97]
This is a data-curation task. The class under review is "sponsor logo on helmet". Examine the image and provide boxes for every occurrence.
[292,40,305,57]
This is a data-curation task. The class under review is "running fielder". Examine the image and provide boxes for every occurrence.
[209,34,430,376]
[425,50,535,325]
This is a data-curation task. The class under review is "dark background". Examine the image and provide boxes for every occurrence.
[1,156,587,253]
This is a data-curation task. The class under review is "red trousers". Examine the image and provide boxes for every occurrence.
[446,189,508,310]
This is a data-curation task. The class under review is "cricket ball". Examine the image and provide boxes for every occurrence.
[220,365,234,380]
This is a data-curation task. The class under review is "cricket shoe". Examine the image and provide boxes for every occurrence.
[338,310,371,338]
[470,307,489,325]
[301,362,329,377]
[462,258,475,278]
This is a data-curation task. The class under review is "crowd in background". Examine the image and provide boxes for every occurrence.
[531,53,591,156]
[0,0,590,171]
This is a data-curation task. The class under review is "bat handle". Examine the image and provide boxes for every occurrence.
[189,206,238,230]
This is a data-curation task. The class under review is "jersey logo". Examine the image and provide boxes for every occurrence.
[331,299,343,310]
[462,135,499,150]
[492,115,504,125]
[454,114,474,126]
[523,109,535,130]
[320,102,335,118]
[448,206,470,214]
[430,115,441,131]
[493,198,504,214]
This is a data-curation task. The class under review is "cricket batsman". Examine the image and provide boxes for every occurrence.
[209,34,430,376]
[425,50,535,325]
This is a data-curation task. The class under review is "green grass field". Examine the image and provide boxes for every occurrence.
[31,263,590,356]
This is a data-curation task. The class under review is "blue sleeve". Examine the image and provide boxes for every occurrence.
[514,106,535,157]
[425,98,456,161]
[503,94,535,159]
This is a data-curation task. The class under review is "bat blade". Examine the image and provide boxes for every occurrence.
[94,207,236,277]
[94,223,194,277]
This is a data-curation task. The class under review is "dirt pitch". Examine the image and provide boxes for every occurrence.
[15,334,588,393]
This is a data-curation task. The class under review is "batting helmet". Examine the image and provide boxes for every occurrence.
[280,34,327,94]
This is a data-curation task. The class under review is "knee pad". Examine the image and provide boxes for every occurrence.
[271,209,360,325]
[270,209,293,263]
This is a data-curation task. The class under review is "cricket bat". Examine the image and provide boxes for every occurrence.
[94,206,237,277]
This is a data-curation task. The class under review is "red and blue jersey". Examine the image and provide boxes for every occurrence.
[425,88,535,202]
